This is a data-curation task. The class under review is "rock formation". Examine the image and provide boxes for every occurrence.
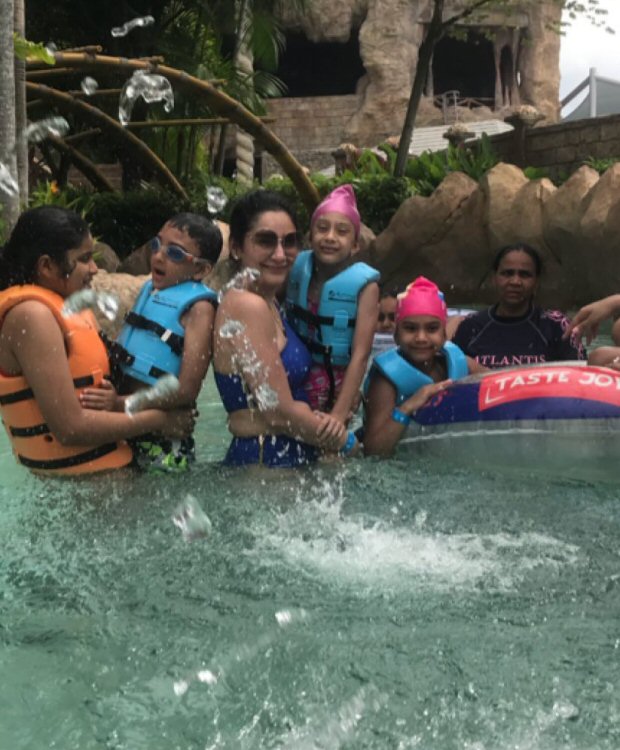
[361,163,620,308]
[278,0,563,146]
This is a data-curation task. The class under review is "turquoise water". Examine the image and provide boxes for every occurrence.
[1,375,619,749]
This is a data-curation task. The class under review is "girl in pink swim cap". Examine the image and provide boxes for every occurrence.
[285,184,380,429]
[363,276,485,456]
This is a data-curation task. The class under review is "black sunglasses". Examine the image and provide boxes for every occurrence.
[250,230,301,252]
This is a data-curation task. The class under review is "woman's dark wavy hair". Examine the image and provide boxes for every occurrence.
[167,212,223,265]
[0,206,90,290]
[228,190,299,248]
[492,242,543,276]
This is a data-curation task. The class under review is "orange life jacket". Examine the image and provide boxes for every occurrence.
[0,285,133,475]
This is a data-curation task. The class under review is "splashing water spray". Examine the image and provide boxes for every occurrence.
[172,494,212,542]
[124,374,180,416]
[111,15,154,38]
[61,289,119,321]
[119,70,174,126]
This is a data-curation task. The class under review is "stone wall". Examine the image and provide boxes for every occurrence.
[489,114,620,181]
[263,95,358,175]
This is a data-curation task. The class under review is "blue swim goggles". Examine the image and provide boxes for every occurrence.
[150,236,205,264]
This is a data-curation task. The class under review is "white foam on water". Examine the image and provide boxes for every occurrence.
[252,479,581,593]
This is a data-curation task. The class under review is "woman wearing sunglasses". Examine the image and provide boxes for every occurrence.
[0,206,195,476]
[80,213,223,472]
[212,190,357,467]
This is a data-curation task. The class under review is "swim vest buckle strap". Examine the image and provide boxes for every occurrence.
[124,312,185,356]
[288,302,355,330]
[0,375,95,406]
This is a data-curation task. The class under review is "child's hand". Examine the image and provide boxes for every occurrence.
[160,408,197,439]
[404,379,451,416]
[314,411,346,449]
[79,378,120,412]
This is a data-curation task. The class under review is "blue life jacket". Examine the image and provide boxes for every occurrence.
[365,342,469,404]
[111,279,217,386]
[285,250,380,367]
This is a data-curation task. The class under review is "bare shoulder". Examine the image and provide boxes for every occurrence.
[218,290,270,320]
[3,298,59,332]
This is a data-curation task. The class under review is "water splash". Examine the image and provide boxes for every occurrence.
[118,70,174,126]
[25,116,70,143]
[219,319,245,339]
[254,383,279,410]
[80,77,99,96]
[206,186,227,216]
[0,163,19,197]
[61,289,119,321]
[172,494,212,542]
[124,374,180,415]
[219,268,260,301]
[111,15,154,38]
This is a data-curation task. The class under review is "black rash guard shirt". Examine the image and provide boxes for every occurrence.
[452,305,586,369]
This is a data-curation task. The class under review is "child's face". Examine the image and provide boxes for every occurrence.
[310,211,358,267]
[395,315,446,365]
[150,222,207,290]
[377,295,397,333]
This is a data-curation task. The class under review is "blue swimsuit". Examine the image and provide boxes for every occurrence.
[214,314,318,468]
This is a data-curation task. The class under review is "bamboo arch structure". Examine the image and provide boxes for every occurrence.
[27,52,321,211]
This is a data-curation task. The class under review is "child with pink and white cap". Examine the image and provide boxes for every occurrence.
[363,276,486,456]
[285,184,380,430]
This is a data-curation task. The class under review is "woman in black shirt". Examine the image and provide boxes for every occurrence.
[453,243,585,368]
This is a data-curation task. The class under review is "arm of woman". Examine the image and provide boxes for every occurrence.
[363,372,450,456]
[217,293,345,450]
[331,281,379,424]
[6,302,193,444]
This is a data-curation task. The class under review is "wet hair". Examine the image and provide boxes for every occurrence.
[166,212,222,265]
[492,243,543,276]
[0,206,90,290]
[228,190,299,249]
[380,284,405,300]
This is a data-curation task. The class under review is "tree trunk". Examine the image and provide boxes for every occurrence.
[394,0,445,178]
[14,0,27,200]
[234,0,255,185]
[0,0,19,231]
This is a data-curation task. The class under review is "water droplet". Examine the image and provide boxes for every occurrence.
[45,41,57,53]
[552,700,579,720]
[196,669,217,685]
[0,162,18,197]
[173,679,189,696]
[111,15,155,38]
[206,186,227,216]
[254,383,279,410]
[118,70,174,126]
[219,319,245,339]
[80,77,99,96]
[25,116,70,143]
[124,374,180,415]
[172,494,212,541]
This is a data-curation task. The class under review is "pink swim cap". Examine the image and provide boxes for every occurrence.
[396,276,447,323]
[310,184,361,237]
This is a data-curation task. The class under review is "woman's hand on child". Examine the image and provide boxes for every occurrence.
[79,378,120,411]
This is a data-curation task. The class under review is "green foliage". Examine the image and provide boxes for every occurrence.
[523,166,551,181]
[405,134,499,196]
[583,156,620,174]
[29,181,94,217]
[13,34,55,64]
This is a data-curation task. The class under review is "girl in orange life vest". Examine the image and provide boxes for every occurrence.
[285,184,380,426]
[364,277,486,457]
[0,206,194,476]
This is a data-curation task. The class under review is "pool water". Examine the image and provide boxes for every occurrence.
[1,376,619,749]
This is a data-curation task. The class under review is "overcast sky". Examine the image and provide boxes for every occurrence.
[560,1,620,101]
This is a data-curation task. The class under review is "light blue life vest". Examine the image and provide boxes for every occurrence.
[112,279,217,386]
[366,342,469,404]
[285,249,380,367]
